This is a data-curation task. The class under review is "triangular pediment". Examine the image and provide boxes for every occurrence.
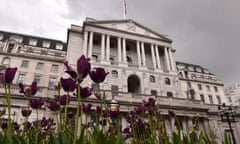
[85,19,171,42]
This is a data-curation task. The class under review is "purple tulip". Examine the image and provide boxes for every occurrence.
[109,110,120,119]
[80,87,92,99]
[168,110,175,117]
[82,103,92,114]
[60,78,77,92]
[21,109,32,117]
[77,55,91,80]
[0,73,4,84]
[143,98,156,107]
[19,81,38,97]
[60,94,70,105]
[1,121,7,129]
[123,127,130,134]
[89,67,109,83]
[136,119,145,129]
[64,55,91,82]
[96,106,101,114]
[48,101,60,111]
[30,98,44,109]
[99,119,107,126]
[94,93,101,99]
[5,67,17,84]
[67,111,74,119]
[13,122,20,131]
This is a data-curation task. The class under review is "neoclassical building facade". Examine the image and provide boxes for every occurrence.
[0,18,239,143]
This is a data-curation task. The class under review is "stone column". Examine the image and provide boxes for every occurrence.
[88,31,93,58]
[117,37,122,63]
[122,38,127,63]
[106,35,110,61]
[83,31,88,56]
[155,45,161,69]
[187,117,193,131]
[136,41,141,66]
[168,48,176,71]
[141,42,146,67]
[171,117,177,132]
[182,120,187,134]
[164,47,171,71]
[101,34,105,62]
[170,49,177,71]
[151,44,156,69]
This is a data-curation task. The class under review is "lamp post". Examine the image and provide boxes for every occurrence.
[218,103,236,144]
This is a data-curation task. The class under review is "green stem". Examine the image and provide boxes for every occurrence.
[73,83,81,144]
[64,92,69,131]
[5,84,12,144]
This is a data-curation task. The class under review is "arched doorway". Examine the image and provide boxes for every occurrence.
[127,75,141,93]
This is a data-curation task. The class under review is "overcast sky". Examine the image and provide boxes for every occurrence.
[0,0,239,86]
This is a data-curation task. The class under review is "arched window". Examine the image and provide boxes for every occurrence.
[111,70,118,78]
[2,57,10,65]
[149,75,155,83]
[165,78,171,85]
[128,75,141,93]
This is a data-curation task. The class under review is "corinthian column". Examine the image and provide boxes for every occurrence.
[164,47,170,71]
[122,38,126,63]
[141,42,146,67]
[106,35,110,61]
[100,34,105,62]
[151,44,156,69]
[137,41,141,66]
[118,37,122,63]
[155,45,161,69]
[83,31,88,56]
[88,31,93,58]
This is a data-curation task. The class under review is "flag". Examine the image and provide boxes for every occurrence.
[123,0,127,19]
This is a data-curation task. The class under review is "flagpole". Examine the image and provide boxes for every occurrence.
[123,0,126,19]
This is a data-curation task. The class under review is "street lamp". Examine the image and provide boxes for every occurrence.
[218,103,236,144]
[108,99,120,112]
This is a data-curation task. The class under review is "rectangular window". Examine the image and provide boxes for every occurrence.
[36,62,44,70]
[48,77,57,89]
[21,60,29,68]
[42,41,50,48]
[56,44,63,50]
[206,85,210,91]
[91,83,98,93]
[151,90,157,96]
[51,64,58,73]
[7,43,15,53]
[187,82,191,88]
[33,75,41,85]
[29,39,37,46]
[198,84,202,90]
[214,86,218,92]
[17,73,26,84]
[216,96,221,105]
[111,85,119,95]
[208,95,213,104]
[200,94,205,103]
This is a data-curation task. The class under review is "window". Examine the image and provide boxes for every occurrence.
[10,36,22,43]
[151,90,157,96]
[198,84,202,90]
[42,41,50,48]
[149,75,156,83]
[187,82,191,88]
[7,43,15,53]
[48,77,57,89]
[2,57,10,65]
[56,44,63,50]
[165,78,171,85]
[167,91,173,97]
[33,75,41,85]
[36,62,44,70]
[21,60,29,68]
[92,55,98,62]
[208,95,213,104]
[110,57,114,65]
[214,86,218,92]
[189,89,195,100]
[111,70,118,78]
[17,74,26,84]
[51,64,58,73]
[111,85,119,94]
[216,96,221,105]
[200,94,205,103]
[228,97,232,103]
[0,34,3,40]
[29,39,37,46]
[127,56,132,64]
[206,85,210,91]
[91,83,98,93]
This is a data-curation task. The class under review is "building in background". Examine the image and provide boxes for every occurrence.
[0,18,238,143]
[224,83,240,106]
